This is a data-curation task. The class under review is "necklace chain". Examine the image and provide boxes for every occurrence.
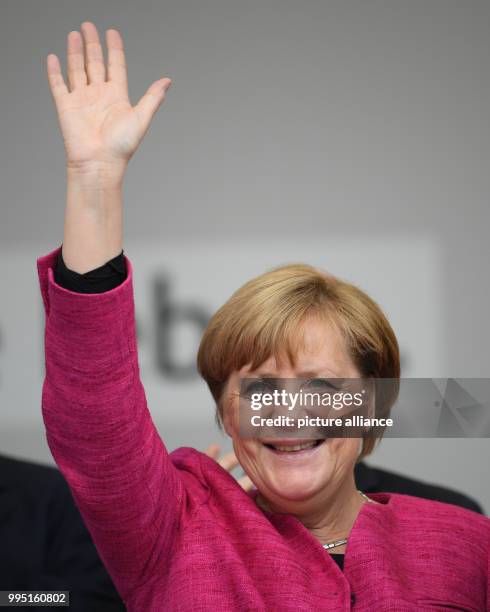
[322,537,348,550]
[321,490,373,551]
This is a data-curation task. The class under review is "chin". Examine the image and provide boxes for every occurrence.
[256,438,335,503]
[266,476,329,503]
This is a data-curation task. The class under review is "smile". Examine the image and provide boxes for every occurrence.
[262,439,325,454]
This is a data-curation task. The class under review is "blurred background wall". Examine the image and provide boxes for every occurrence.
[1,0,489,511]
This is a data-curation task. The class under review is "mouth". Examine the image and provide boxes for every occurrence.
[261,439,325,455]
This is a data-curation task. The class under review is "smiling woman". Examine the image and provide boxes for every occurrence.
[38,21,490,612]
[198,265,400,467]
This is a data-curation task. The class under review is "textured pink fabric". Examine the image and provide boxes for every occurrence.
[38,247,489,611]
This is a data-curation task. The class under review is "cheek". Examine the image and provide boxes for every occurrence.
[329,437,361,465]
[233,438,259,466]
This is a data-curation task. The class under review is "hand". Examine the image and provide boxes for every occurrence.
[204,444,255,492]
[46,22,171,176]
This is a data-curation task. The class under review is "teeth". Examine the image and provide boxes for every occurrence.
[271,441,318,452]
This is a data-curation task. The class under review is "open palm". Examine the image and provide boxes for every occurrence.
[47,22,171,170]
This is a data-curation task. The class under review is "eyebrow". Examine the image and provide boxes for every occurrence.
[298,370,342,378]
[250,369,343,379]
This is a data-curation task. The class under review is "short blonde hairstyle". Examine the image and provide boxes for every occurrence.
[197,264,400,460]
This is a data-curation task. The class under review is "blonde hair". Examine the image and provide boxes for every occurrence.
[197,264,400,460]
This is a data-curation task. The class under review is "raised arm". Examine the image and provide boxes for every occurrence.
[47,22,171,270]
[41,23,182,601]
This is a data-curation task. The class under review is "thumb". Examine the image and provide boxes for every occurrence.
[135,77,172,131]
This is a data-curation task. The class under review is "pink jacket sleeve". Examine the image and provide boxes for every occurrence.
[37,247,185,600]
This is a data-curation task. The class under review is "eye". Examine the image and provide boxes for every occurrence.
[302,378,341,392]
[241,379,275,398]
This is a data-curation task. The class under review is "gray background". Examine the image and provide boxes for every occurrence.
[1,0,489,511]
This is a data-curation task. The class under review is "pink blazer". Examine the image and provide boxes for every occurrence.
[38,247,489,611]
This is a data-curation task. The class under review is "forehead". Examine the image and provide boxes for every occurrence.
[240,314,359,378]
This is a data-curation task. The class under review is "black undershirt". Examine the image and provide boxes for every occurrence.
[330,553,344,570]
[54,249,127,293]
[53,249,345,572]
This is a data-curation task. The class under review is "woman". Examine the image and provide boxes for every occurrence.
[40,22,489,611]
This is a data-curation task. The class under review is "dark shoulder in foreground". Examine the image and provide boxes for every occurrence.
[0,453,65,493]
[355,461,484,514]
[0,453,125,612]
[387,490,490,531]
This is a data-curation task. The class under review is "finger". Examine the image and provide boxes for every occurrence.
[237,475,255,492]
[217,452,239,472]
[67,31,87,90]
[46,54,68,101]
[135,77,172,131]
[81,21,105,83]
[204,444,221,459]
[106,29,127,89]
